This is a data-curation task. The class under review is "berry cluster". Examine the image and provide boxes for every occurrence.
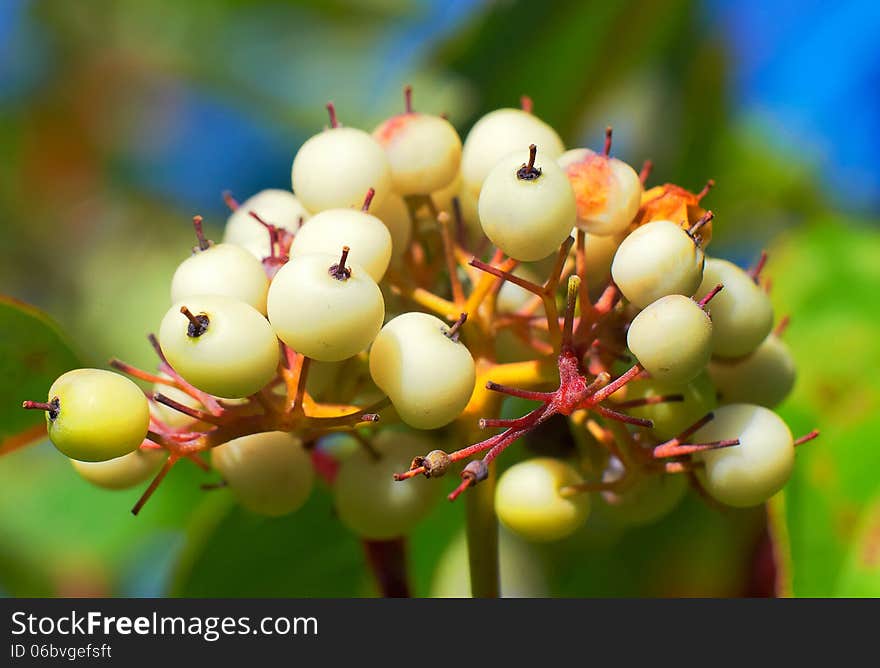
[22,88,816,557]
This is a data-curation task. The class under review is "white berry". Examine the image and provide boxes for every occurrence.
[709,334,796,407]
[695,258,773,358]
[478,145,576,261]
[373,107,461,195]
[267,251,384,362]
[461,107,565,201]
[369,312,475,429]
[693,404,794,507]
[71,448,166,490]
[223,189,309,258]
[289,207,392,281]
[333,430,442,539]
[171,242,269,314]
[212,431,314,516]
[495,458,590,542]
[611,220,704,309]
[558,148,642,236]
[159,296,280,398]
[292,122,391,213]
[627,295,712,385]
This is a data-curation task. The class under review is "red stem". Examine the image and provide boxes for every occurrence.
[639,159,653,185]
[698,283,724,308]
[326,102,339,128]
[131,455,178,516]
[794,429,819,447]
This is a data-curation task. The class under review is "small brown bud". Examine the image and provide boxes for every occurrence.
[421,450,450,478]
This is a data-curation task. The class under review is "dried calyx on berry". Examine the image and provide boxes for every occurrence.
[329,246,353,281]
[516,144,542,180]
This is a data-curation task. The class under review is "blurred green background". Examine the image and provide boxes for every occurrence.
[1,0,878,597]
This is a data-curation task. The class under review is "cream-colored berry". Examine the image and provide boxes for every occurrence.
[158,296,280,399]
[41,369,151,463]
[369,312,475,429]
[170,242,269,314]
[71,448,166,490]
[627,295,713,385]
[694,404,794,507]
[478,146,576,261]
[212,431,314,516]
[558,148,642,236]
[709,334,796,407]
[223,189,309,258]
[695,258,774,358]
[373,99,462,195]
[461,107,565,200]
[267,251,384,362]
[289,207,392,281]
[495,458,590,542]
[292,119,391,213]
[611,220,704,309]
[333,431,442,540]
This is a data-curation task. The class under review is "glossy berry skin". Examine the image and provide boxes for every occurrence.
[211,431,314,517]
[627,295,713,386]
[223,189,310,258]
[709,334,796,408]
[291,126,391,213]
[495,458,590,542]
[478,149,576,261]
[370,193,412,260]
[267,253,384,362]
[170,243,270,314]
[611,220,705,309]
[460,108,565,200]
[694,403,794,507]
[557,148,642,236]
[71,448,166,490]
[621,371,717,440]
[373,112,462,195]
[695,258,774,358]
[159,296,280,398]
[333,431,442,540]
[45,369,150,462]
[369,312,475,429]
[289,209,393,281]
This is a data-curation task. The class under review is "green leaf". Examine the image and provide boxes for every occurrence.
[170,487,370,597]
[0,296,81,452]
[768,218,880,596]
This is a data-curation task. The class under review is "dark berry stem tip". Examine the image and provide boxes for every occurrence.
[516,144,542,181]
[329,246,352,280]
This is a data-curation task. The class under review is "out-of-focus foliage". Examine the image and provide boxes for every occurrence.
[0,299,80,451]
[767,219,880,597]
[0,0,878,597]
